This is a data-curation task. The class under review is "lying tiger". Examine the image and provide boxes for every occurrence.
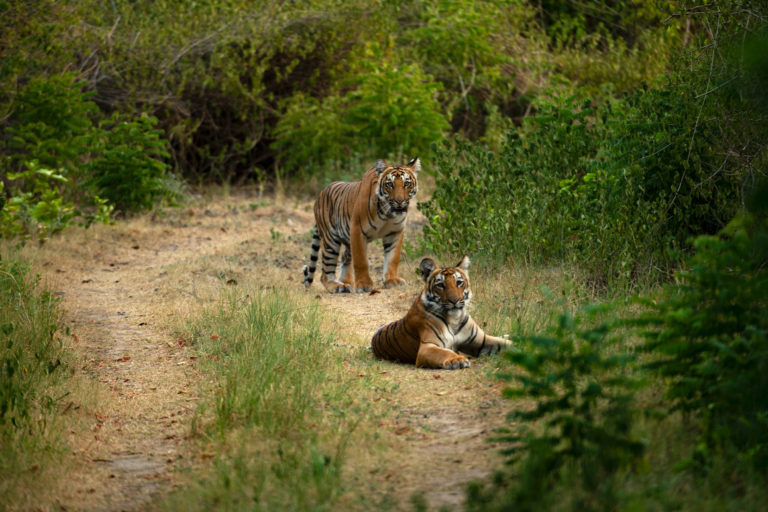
[303,158,419,293]
[371,256,511,369]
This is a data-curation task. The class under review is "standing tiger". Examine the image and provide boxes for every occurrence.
[303,158,420,293]
[371,256,511,369]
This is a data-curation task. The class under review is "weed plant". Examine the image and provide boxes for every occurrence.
[467,179,768,509]
[158,287,373,511]
[0,256,73,506]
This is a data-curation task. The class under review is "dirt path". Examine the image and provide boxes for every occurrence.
[34,195,509,511]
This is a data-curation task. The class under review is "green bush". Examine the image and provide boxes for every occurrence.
[1,72,176,236]
[533,0,682,94]
[468,306,645,511]
[421,48,765,288]
[84,112,175,213]
[272,52,448,183]
[0,161,111,240]
[638,181,768,472]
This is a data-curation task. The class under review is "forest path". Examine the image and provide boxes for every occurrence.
[35,194,509,511]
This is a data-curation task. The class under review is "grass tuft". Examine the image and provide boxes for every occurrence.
[159,287,374,511]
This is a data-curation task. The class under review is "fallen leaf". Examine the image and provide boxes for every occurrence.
[394,426,410,435]
[369,289,381,295]
[210,334,220,340]
[115,356,131,362]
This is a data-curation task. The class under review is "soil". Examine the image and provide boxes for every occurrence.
[31,194,512,511]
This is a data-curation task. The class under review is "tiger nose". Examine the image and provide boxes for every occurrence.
[449,295,461,304]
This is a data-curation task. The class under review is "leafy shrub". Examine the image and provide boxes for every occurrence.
[4,74,98,182]
[398,0,540,138]
[421,49,765,288]
[0,161,112,241]
[533,0,682,94]
[638,180,768,471]
[272,54,448,183]
[84,112,175,213]
[2,72,176,236]
[420,95,600,265]
[468,307,645,511]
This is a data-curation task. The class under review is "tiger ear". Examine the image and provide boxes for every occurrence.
[419,258,436,282]
[456,255,470,272]
[407,157,421,174]
[374,159,388,175]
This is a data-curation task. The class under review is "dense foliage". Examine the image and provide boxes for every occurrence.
[0,0,686,184]
[467,177,768,510]
[1,71,175,239]
[423,6,768,287]
[473,308,644,511]
[639,180,768,472]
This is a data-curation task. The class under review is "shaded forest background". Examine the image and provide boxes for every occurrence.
[2,0,767,287]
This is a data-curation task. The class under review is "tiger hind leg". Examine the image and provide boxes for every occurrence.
[320,238,351,293]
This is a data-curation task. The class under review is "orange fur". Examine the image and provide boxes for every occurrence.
[303,158,419,293]
[371,256,511,369]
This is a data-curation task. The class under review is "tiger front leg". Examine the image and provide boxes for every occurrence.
[415,343,470,370]
[338,247,354,288]
[350,221,374,293]
[382,231,406,288]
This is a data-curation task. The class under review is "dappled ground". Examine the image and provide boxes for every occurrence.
[27,194,512,511]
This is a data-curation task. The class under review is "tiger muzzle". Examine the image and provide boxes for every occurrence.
[391,199,409,213]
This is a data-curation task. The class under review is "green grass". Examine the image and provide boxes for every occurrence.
[0,255,75,507]
[463,255,768,512]
[157,287,380,511]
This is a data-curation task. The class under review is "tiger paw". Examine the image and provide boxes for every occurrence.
[383,277,406,288]
[355,278,375,293]
[442,354,470,370]
[331,284,352,293]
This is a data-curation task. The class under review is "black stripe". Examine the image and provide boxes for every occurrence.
[456,314,469,334]
[426,323,446,347]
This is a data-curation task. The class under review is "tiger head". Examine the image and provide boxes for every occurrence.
[419,256,473,313]
[374,157,420,215]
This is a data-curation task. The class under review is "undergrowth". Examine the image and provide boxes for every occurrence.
[0,255,75,507]
[158,287,378,511]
